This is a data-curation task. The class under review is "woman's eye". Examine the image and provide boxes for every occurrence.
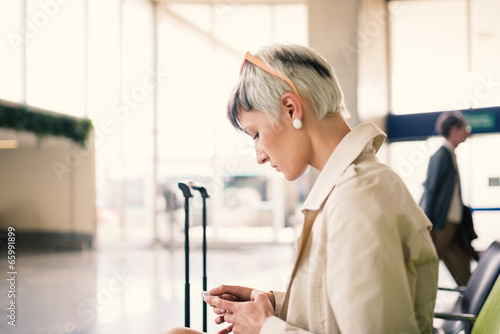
[253,133,259,140]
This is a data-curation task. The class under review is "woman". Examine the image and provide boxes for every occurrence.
[166,43,438,334]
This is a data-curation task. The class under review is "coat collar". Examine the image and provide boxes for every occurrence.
[443,139,456,155]
[301,122,386,213]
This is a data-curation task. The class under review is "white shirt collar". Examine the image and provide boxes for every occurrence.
[301,122,386,213]
[443,139,455,154]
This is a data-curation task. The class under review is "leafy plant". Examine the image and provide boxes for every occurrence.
[0,102,93,147]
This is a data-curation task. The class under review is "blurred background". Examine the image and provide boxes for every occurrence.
[0,0,499,333]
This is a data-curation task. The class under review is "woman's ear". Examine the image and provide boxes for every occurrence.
[280,92,303,124]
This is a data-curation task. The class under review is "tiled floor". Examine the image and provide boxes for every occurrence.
[0,234,492,334]
[0,242,295,334]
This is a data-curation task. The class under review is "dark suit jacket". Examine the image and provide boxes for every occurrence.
[419,145,478,259]
[419,145,457,229]
[459,205,479,260]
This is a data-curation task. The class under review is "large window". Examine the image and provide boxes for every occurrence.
[26,0,86,116]
[0,2,22,102]
[388,0,500,249]
[0,0,86,113]
[389,0,500,114]
[0,0,308,245]
[91,0,156,244]
[156,2,308,245]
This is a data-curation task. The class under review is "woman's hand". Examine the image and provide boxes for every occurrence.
[205,286,275,334]
[208,285,276,307]
[209,285,253,302]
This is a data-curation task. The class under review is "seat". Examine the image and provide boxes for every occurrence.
[471,273,500,333]
[433,274,500,334]
[433,240,500,334]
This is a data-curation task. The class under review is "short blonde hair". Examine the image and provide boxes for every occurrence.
[227,43,349,131]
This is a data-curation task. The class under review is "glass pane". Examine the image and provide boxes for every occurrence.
[158,10,216,160]
[456,134,500,251]
[451,71,500,110]
[0,2,22,102]
[389,0,500,251]
[390,0,468,114]
[88,0,121,243]
[158,3,308,162]
[462,134,500,209]
[469,0,500,108]
[26,0,85,116]
[87,0,120,121]
[158,3,228,162]
[388,138,442,202]
[471,0,500,71]
[214,5,273,52]
[274,4,308,44]
[390,0,500,113]
[157,3,308,244]
[471,211,500,251]
[389,133,500,252]
[91,0,155,245]
[121,0,155,243]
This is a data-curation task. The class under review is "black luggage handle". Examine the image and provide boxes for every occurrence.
[178,181,210,331]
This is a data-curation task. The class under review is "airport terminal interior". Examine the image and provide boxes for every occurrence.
[0,0,499,333]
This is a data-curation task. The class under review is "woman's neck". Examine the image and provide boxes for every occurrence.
[308,112,352,172]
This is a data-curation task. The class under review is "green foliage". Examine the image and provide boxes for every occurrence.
[0,103,93,147]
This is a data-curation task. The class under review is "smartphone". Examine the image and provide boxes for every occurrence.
[201,291,213,298]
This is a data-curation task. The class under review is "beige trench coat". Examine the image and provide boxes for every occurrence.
[261,122,439,334]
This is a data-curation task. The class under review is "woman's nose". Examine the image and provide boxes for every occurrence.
[255,141,269,165]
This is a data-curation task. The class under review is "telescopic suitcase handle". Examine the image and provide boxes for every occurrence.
[178,181,210,331]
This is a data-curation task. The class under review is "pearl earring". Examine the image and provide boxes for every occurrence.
[293,118,303,130]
